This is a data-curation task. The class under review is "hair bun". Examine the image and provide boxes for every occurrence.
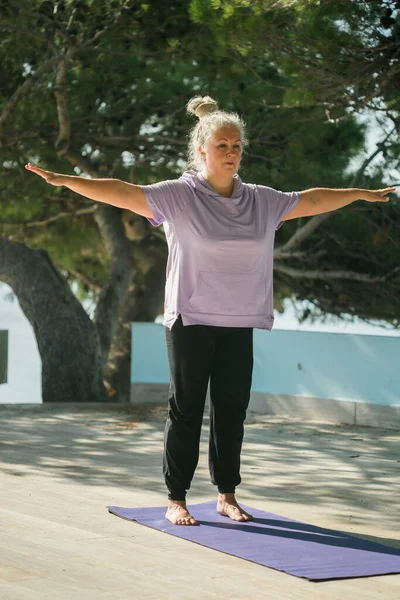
[187,95,218,118]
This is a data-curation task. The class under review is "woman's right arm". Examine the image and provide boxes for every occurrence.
[25,163,155,219]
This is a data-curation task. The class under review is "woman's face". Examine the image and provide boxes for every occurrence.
[199,126,243,176]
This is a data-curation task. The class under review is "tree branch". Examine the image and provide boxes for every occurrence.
[87,133,188,148]
[274,263,400,282]
[18,8,70,44]
[61,266,101,292]
[0,25,59,54]
[83,0,133,48]
[0,206,96,228]
[0,56,57,138]
[54,47,75,155]
[277,212,333,253]
[276,126,396,253]
[62,148,100,177]
[351,125,397,185]
[273,249,308,260]
[232,52,289,90]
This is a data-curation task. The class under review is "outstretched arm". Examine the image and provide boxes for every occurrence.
[282,186,397,221]
[25,163,155,219]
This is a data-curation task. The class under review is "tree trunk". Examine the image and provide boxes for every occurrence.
[103,237,168,403]
[92,203,136,368]
[0,236,107,403]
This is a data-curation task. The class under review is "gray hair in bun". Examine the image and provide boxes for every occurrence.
[186,95,248,171]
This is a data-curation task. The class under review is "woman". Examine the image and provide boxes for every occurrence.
[26,95,395,526]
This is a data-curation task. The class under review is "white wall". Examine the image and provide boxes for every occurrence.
[131,323,400,406]
[1,278,399,406]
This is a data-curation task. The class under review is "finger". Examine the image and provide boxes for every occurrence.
[25,163,46,172]
[25,163,49,178]
[25,163,41,173]
[376,192,391,201]
[376,187,396,195]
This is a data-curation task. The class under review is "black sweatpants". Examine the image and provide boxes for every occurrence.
[164,314,254,501]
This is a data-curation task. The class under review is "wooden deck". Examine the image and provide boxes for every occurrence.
[0,403,399,599]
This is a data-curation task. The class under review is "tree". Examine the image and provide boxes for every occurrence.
[1,0,193,401]
[0,0,399,402]
[189,0,400,325]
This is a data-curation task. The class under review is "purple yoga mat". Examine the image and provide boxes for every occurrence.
[107,500,400,581]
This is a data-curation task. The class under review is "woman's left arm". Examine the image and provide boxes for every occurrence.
[282,186,397,221]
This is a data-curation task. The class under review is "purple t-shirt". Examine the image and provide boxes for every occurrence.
[142,170,300,331]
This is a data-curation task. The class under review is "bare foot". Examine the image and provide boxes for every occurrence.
[217,493,253,522]
[165,500,199,525]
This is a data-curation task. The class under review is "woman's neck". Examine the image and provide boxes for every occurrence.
[201,171,235,197]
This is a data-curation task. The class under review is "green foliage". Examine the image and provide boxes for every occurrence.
[1,0,399,324]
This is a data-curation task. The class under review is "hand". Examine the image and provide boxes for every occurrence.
[25,163,65,186]
[362,187,397,202]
